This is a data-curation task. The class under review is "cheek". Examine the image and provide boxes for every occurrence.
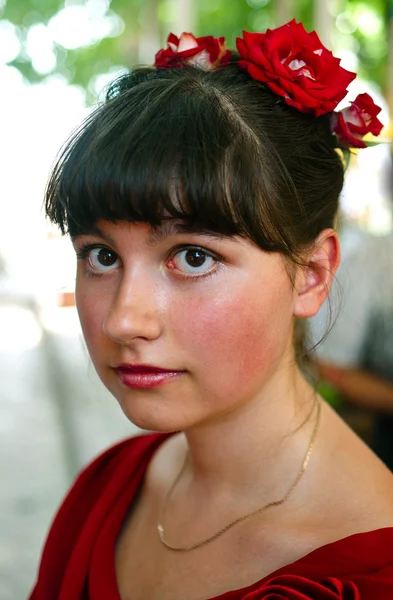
[75,286,107,358]
[174,279,295,387]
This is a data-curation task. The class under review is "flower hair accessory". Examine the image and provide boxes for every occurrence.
[236,20,356,117]
[154,21,383,149]
[154,33,231,70]
[331,93,384,149]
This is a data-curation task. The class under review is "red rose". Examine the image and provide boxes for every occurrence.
[236,20,356,117]
[331,92,383,148]
[154,32,231,70]
[242,574,360,599]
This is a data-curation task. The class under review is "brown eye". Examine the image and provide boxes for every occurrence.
[185,249,207,267]
[171,247,217,276]
[88,247,120,272]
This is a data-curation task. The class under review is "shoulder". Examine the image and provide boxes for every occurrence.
[316,404,393,525]
[278,404,393,560]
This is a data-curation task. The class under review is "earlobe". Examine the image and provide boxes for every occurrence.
[293,229,340,319]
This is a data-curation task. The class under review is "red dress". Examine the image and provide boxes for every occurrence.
[29,433,393,599]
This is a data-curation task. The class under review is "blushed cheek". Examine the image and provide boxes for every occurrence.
[175,289,293,393]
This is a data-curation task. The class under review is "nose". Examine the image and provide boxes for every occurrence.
[102,272,162,345]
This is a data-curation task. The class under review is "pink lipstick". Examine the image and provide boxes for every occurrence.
[115,364,185,389]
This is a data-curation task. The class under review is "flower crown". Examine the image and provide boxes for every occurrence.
[154,21,383,150]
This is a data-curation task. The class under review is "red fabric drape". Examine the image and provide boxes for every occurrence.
[29,433,393,600]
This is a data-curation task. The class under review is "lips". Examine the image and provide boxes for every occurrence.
[114,364,185,389]
[116,364,177,374]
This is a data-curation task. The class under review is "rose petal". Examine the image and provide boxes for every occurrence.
[267,80,290,99]
[249,45,275,71]
[236,37,249,59]
[332,112,367,148]
[177,32,199,53]
[167,33,180,48]
[247,61,275,83]
[284,95,310,113]
[242,30,266,49]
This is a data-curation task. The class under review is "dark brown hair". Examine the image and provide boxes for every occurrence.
[45,56,344,265]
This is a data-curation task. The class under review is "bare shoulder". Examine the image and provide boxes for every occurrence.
[312,401,393,530]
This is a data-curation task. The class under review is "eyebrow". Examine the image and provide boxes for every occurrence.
[71,225,116,247]
[72,220,236,246]
[146,221,233,246]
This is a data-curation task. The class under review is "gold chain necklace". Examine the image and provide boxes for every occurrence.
[157,401,321,552]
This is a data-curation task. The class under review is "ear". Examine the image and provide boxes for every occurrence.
[293,229,340,319]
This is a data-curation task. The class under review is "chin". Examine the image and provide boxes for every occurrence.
[116,397,185,434]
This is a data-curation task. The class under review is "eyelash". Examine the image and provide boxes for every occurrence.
[75,244,114,279]
[75,243,222,281]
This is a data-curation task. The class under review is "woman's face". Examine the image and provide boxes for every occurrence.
[73,219,299,432]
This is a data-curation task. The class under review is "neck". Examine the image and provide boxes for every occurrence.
[181,366,318,501]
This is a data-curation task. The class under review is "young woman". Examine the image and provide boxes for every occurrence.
[30,21,393,600]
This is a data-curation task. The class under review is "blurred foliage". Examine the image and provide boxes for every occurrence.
[1,0,392,102]
[341,0,389,94]
[316,381,344,409]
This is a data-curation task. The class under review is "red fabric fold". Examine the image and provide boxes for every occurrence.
[29,433,393,600]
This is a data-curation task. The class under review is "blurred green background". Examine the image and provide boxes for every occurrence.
[2,0,393,107]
